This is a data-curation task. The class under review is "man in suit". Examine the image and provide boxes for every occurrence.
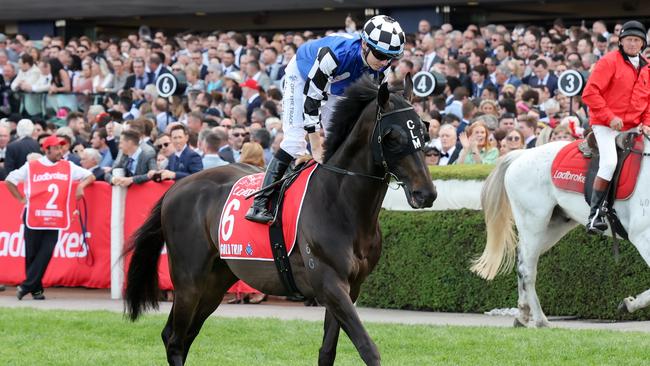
[421,34,443,72]
[147,53,171,83]
[105,129,157,186]
[151,124,202,181]
[241,79,262,124]
[518,116,538,149]
[79,148,105,181]
[4,119,40,173]
[190,50,209,80]
[246,60,271,91]
[123,57,152,91]
[527,59,558,97]
[213,125,235,163]
[470,65,495,99]
[437,124,461,166]
[56,134,82,166]
[202,132,229,169]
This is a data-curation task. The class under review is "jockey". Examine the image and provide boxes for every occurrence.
[246,15,406,224]
[582,20,650,234]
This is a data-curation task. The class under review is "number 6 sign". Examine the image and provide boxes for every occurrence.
[156,74,178,98]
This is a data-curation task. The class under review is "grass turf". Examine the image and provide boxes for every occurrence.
[0,308,647,365]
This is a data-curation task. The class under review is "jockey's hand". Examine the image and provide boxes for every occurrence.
[642,125,650,136]
[609,117,623,131]
[308,132,323,164]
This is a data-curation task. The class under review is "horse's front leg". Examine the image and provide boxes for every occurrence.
[314,266,380,366]
[624,230,650,313]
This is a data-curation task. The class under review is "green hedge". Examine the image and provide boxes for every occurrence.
[358,210,650,321]
[429,164,494,180]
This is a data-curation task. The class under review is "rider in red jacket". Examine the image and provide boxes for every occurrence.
[582,20,650,234]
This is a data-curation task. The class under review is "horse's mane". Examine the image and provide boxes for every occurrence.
[323,75,379,163]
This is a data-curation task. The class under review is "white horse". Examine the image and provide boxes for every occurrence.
[471,139,650,327]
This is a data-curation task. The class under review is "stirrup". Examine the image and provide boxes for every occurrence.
[586,215,608,234]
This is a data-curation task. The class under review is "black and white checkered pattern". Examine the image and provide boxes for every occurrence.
[302,47,339,132]
[362,15,405,56]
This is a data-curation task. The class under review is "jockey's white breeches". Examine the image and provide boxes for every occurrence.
[592,125,619,181]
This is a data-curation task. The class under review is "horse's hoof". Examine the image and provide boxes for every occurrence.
[533,320,550,328]
[513,318,527,328]
[618,297,634,314]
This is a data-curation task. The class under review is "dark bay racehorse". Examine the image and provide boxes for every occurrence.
[124,75,436,366]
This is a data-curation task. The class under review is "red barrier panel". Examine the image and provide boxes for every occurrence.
[0,182,112,288]
[123,181,175,290]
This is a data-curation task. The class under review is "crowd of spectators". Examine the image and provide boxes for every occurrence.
[0,16,643,182]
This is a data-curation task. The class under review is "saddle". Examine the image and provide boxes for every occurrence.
[552,131,644,240]
[218,161,318,299]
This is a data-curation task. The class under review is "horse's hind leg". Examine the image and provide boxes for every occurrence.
[181,260,238,363]
[619,233,650,313]
[318,310,341,366]
[515,210,577,328]
[619,288,650,313]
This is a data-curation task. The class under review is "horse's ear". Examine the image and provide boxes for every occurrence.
[404,73,413,102]
[378,82,390,110]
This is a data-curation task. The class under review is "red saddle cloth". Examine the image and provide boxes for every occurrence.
[550,137,643,200]
[218,163,318,261]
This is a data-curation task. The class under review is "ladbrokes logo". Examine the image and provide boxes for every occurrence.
[32,172,69,182]
[0,225,90,258]
[552,170,586,184]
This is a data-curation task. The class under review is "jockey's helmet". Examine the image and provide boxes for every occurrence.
[619,20,647,49]
[361,15,406,59]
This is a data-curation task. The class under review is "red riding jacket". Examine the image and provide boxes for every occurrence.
[583,50,650,131]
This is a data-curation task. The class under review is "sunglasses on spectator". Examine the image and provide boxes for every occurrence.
[369,48,393,61]
[155,142,170,149]
[231,132,248,138]
[507,136,521,141]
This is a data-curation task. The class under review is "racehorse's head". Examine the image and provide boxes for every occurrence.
[324,74,436,208]
[373,74,436,208]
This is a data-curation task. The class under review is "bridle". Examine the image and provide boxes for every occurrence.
[319,100,429,186]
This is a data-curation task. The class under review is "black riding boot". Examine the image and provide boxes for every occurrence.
[586,176,610,234]
[245,149,293,224]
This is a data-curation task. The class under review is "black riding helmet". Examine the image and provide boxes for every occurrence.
[619,20,647,49]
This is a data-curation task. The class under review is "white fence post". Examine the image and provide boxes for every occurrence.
[110,169,126,300]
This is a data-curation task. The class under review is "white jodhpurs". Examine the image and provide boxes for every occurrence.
[592,125,619,181]
[279,56,337,158]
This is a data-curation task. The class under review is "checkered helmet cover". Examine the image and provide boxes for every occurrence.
[362,15,405,57]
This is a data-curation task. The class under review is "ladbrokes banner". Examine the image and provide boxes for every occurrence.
[0,182,111,288]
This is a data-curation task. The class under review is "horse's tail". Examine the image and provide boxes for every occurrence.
[124,197,165,321]
[470,150,524,280]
